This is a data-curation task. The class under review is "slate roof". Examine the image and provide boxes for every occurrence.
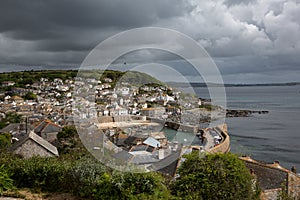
[150,147,182,177]
[124,136,140,145]
[0,123,34,135]
[156,158,180,177]
[130,154,158,164]
[130,144,148,151]
[146,146,155,153]
[130,144,155,153]
[10,131,59,156]
[116,138,126,146]
[112,150,133,162]
[34,119,61,134]
[239,156,298,190]
[143,137,160,148]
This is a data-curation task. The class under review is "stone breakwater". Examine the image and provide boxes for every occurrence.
[226,109,269,117]
[207,124,230,154]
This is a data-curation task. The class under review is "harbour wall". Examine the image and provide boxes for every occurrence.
[164,120,199,133]
[207,124,230,153]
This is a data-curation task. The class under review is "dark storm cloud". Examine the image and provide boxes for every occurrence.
[0,0,191,40]
[0,0,193,68]
[0,0,299,83]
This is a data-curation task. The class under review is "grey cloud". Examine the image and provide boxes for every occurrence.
[224,0,256,7]
[0,0,193,67]
[0,0,300,83]
[0,0,191,40]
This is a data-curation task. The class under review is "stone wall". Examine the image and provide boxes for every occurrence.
[165,121,198,133]
[43,132,58,142]
[165,121,180,130]
[178,124,198,133]
[98,115,147,123]
[288,172,300,199]
[14,139,54,158]
[98,116,114,123]
[131,116,145,121]
[113,115,131,122]
[260,188,281,200]
[148,117,165,125]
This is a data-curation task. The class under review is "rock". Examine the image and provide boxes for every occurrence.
[226,109,269,118]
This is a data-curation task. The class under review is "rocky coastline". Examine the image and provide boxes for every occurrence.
[226,109,269,117]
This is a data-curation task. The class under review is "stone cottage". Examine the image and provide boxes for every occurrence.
[240,156,300,200]
[9,131,59,158]
[34,119,62,142]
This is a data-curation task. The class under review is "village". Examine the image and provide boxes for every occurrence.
[1,71,300,199]
[0,71,229,172]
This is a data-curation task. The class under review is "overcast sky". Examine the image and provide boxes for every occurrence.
[0,0,300,83]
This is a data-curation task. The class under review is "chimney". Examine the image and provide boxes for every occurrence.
[158,149,164,159]
[25,117,28,134]
[291,166,297,174]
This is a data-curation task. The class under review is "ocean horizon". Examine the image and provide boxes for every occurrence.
[176,85,300,171]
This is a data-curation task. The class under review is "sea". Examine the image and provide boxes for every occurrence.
[184,85,300,171]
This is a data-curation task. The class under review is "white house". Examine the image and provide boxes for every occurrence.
[2,81,15,87]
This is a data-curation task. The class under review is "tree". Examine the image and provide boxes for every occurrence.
[57,126,77,139]
[5,113,22,123]
[24,92,37,100]
[0,133,12,151]
[172,152,260,200]
[56,126,87,157]
[0,113,23,129]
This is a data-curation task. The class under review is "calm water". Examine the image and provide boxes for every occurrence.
[191,85,300,170]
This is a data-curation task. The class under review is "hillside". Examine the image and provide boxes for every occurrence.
[0,70,164,90]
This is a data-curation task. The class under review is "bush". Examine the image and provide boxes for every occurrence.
[0,133,12,150]
[172,152,260,200]
[57,126,77,139]
[56,126,88,157]
[0,155,78,191]
[68,157,117,199]
[24,92,37,100]
[0,113,22,129]
[0,164,14,196]
[5,156,71,192]
[118,172,172,200]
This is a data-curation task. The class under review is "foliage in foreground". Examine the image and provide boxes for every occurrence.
[0,164,14,196]
[0,150,263,199]
[172,152,260,200]
[0,133,12,150]
[0,151,263,199]
[0,153,172,199]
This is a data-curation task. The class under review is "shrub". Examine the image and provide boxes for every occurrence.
[172,152,260,200]
[56,126,88,157]
[0,164,14,196]
[23,92,37,100]
[9,157,71,192]
[69,157,109,197]
[112,171,172,200]
[0,153,171,199]
[0,133,12,150]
